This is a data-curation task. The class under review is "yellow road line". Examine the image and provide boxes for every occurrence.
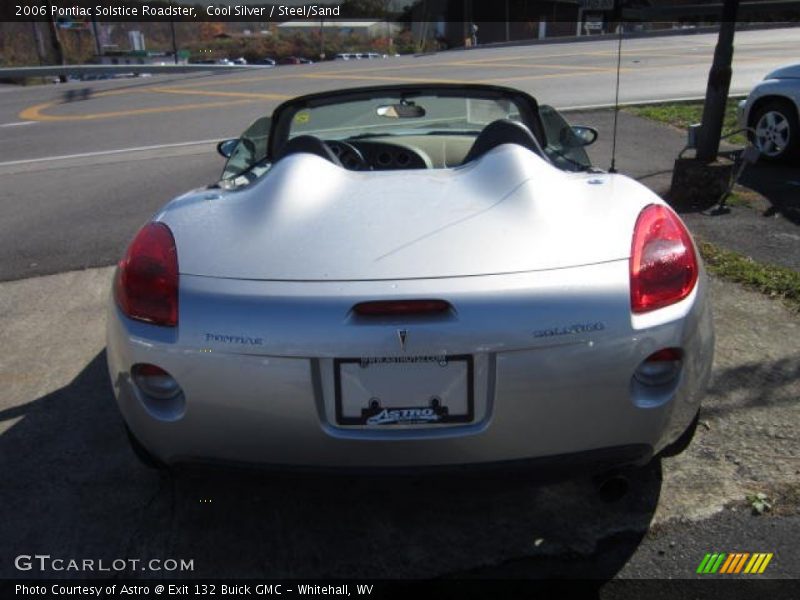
[448,61,625,72]
[150,87,289,100]
[158,73,309,88]
[19,98,256,122]
[300,73,477,84]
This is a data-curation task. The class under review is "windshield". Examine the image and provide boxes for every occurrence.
[288,95,524,141]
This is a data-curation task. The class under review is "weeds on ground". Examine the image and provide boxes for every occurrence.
[698,241,800,311]
[627,99,747,145]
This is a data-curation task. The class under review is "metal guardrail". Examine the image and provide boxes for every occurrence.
[0,63,269,80]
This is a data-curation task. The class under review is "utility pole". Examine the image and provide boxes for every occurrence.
[319,19,325,61]
[45,0,67,81]
[31,22,47,65]
[170,20,178,64]
[90,16,102,57]
[505,0,510,42]
[696,0,739,161]
[45,3,65,65]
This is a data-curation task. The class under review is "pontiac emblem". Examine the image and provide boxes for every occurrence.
[397,329,408,352]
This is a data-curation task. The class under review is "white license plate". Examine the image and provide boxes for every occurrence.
[334,355,474,426]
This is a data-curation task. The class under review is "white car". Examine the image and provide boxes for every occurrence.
[738,63,800,162]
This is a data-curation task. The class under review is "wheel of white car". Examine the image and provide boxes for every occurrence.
[750,99,799,163]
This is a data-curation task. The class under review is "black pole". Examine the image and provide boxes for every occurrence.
[91,17,102,57]
[320,19,325,61]
[170,20,178,64]
[31,22,46,65]
[45,0,67,81]
[696,0,739,162]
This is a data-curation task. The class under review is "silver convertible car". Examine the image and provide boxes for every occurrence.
[107,84,714,476]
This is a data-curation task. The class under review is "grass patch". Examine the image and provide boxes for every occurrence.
[627,99,747,146]
[722,192,752,208]
[698,241,800,311]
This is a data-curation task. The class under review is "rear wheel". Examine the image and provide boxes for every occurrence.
[750,99,799,163]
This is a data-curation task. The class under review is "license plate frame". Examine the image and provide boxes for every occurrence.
[333,355,474,427]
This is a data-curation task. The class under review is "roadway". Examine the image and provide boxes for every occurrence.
[1,27,799,281]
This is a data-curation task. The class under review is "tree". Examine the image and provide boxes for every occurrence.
[696,0,740,161]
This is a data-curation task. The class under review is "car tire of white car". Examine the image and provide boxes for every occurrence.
[750,99,799,163]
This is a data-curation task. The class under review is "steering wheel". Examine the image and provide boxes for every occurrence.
[325,140,370,171]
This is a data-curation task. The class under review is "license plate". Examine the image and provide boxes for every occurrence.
[334,355,474,426]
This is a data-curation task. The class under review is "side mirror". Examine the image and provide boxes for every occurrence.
[563,126,598,147]
[217,139,239,158]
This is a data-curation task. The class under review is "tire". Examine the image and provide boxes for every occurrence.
[749,99,800,163]
[125,425,166,470]
[660,410,700,458]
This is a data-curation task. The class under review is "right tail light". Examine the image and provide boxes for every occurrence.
[630,204,698,313]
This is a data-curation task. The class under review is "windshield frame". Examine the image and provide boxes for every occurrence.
[267,84,548,162]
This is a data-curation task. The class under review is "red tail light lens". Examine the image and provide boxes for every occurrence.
[630,204,698,314]
[115,222,178,327]
[353,299,451,316]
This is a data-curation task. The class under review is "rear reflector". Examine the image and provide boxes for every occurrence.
[131,363,182,400]
[630,204,698,314]
[353,299,452,316]
[634,348,683,386]
[644,348,683,362]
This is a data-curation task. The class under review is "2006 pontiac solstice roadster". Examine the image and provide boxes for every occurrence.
[106,84,714,474]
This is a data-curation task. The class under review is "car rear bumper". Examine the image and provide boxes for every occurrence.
[106,263,714,469]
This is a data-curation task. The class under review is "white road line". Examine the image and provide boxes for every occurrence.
[559,94,747,112]
[0,138,222,167]
[0,121,36,127]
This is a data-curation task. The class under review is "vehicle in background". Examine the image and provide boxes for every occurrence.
[335,53,386,61]
[280,56,314,65]
[253,57,277,67]
[738,63,800,162]
[232,57,248,66]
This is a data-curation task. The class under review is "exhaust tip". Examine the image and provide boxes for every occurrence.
[596,472,630,503]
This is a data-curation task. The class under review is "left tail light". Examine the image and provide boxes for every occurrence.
[115,222,178,327]
[630,204,698,314]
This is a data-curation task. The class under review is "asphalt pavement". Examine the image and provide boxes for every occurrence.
[1,28,798,158]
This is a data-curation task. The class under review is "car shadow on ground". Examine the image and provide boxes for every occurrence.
[1,351,664,583]
[738,162,800,225]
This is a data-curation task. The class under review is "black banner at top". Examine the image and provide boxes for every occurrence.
[2,0,800,23]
